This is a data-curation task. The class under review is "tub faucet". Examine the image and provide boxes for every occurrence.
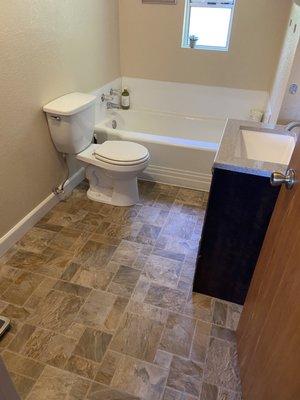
[107,101,122,110]
[285,121,300,131]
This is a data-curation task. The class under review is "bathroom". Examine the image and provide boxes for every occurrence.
[0,0,300,399]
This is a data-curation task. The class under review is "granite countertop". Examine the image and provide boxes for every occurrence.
[213,119,296,177]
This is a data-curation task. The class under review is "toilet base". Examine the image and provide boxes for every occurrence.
[85,165,140,207]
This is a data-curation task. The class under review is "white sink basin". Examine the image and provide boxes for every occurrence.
[240,130,295,164]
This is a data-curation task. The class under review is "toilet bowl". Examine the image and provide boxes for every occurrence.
[77,141,149,206]
[43,92,150,206]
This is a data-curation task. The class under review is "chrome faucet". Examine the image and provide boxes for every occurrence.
[106,101,122,110]
[101,88,122,110]
[285,121,300,131]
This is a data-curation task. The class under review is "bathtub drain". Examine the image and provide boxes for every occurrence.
[112,120,117,129]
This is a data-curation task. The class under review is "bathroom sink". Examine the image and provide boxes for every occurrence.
[240,130,295,164]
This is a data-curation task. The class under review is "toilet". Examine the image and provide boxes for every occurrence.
[43,92,149,206]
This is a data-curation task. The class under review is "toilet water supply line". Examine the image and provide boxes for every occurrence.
[53,153,70,196]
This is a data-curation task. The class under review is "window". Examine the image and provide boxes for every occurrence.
[182,0,235,51]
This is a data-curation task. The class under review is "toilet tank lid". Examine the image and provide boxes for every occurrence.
[43,92,97,116]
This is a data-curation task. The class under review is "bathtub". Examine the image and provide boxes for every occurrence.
[94,109,226,191]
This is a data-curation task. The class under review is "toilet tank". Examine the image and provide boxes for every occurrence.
[43,92,97,154]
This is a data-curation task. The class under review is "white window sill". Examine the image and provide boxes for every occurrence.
[181,45,229,52]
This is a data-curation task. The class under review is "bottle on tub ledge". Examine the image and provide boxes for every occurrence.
[121,88,130,110]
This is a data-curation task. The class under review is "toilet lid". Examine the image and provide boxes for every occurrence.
[94,141,149,165]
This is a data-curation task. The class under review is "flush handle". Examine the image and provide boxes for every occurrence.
[270,169,295,190]
[50,115,61,121]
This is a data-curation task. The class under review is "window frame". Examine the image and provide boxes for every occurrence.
[182,0,236,52]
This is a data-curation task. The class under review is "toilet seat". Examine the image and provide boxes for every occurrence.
[93,141,149,166]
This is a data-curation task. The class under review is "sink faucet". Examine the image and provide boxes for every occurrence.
[285,121,300,131]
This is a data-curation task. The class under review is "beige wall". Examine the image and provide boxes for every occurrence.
[0,0,120,237]
[119,0,291,91]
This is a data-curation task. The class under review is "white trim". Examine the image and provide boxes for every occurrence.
[0,168,85,258]
[140,164,212,191]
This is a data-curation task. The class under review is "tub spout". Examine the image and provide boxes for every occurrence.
[107,102,122,110]
[285,121,300,131]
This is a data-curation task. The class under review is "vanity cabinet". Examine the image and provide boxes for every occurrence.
[193,167,280,305]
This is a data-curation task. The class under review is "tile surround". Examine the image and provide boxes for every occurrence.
[0,181,243,399]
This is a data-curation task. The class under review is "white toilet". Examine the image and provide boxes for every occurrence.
[43,92,149,206]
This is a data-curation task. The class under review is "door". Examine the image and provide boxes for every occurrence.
[237,133,300,400]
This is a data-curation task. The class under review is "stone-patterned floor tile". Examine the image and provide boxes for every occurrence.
[131,277,151,302]
[152,247,185,262]
[26,365,90,400]
[167,355,203,397]
[65,354,99,380]
[213,301,228,327]
[135,224,161,245]
[103,296,129,333]
[111,355,168,400]
[15,227,56,254]
[127,300,169,323]
[75,240,117,268]
[107,265,141,298]
[75,290,116,329]
[200,382,219,400]
[144,284,187,313]
[184,293,214,322]
[176,188,204,206]
[217,389,243,400]
[62,261,119,290]
[9,372,36,399]
[94,350,122,385]
[190,320,211,363]
[53,280,92,298]
[226,303,243,331]
[46,210,88,228]
[161,213,197,240]
[21,328,77,368]
[110,312,164,362]
[5,250,49,273]
[0,264,22,294]
[135,206,162,225]
[204,338,241,392]
[142,255,182,288]
[26,289,84,334]
[24,277,56,310]
[112,240,144,266]
[87,382,141,400]
[1,271,44,306]
[154,349,173,369]
[8,324,36,353]
[163,387,198,400]
[2,350,44,379]
[6,248,72,279]
[159,313,196,358]
[163,387,183,400]
[97,221,143,242]
[73,327,112,363]
[0,181,243,400]
[211,326,236,343]
[48,227,91,254]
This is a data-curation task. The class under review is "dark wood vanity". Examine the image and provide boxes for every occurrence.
[193,167,280,304]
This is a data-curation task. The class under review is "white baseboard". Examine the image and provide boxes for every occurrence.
[0,168,85,258]
[140,164,212,192]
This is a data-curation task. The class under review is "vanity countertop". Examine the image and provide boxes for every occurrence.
[214,119,296,177]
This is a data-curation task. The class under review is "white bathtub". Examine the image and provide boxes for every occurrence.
[94,110,226,191]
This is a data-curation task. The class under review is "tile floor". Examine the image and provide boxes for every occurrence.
[0,181,243,400]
